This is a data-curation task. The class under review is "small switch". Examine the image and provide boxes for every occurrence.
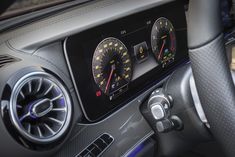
[89,144,101,156]
[87,144,96,152]
[150,104,165,120]
[94,138,107,150]
[78,149,89,157]
[156,119,173,133]
[83,152,95,157]
[100,134,113,145]
[77,134,114,157]
[78,149,95,157]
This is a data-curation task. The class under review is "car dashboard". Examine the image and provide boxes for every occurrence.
[0,0,195,157]
[64,1,188,121]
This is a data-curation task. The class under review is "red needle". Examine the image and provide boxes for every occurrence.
[158,39,166,60]
[105,65,115,93]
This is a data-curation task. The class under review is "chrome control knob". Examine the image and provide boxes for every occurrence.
[141,88,182,133]
[148,88,172,120]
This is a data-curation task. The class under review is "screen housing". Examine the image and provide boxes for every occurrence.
[64,1,188,121]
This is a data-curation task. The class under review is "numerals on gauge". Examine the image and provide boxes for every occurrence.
[92,37,132,100]
[151,17,176,67]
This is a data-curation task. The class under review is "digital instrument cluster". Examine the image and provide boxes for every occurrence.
[64,1,188,121]
[91,17,177,100]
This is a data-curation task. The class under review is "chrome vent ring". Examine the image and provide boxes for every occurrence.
[9,72,72,144]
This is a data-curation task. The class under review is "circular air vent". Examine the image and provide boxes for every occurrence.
[9,72,72,144]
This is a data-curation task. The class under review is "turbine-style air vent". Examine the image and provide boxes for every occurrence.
[0,55,19,68]
[9,72,72,144]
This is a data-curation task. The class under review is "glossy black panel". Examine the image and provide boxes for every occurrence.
[65,1,188,121]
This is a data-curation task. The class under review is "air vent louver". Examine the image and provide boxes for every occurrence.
[0,54,19,68]
[9,72,72,144]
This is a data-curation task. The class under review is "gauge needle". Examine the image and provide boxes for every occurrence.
[158,39,166,60]
[105,65,115,93]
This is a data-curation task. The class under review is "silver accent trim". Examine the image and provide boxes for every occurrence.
[189,75,210,128]
[9,71,72,143]
[37,126,43,138]
[31,98,53,118]
[27,123,31,133]
[48,117,64,125]
[36,78,43,92]
[28,80,32,93]
[52,108,66,112]
[150,103,165,120]
[148,95,170,106]
[19,91,25,99]
[43,83,54,96]
[51,93,63,102]
[44,123,56,135]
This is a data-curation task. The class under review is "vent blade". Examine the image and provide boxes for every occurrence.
[9,72,72,144]
[0,55,19,68]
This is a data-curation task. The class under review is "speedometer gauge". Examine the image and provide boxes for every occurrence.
[92,37,132,100]
[151,17,176,67]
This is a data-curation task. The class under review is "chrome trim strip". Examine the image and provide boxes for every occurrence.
[189,75,210,128]
[31,98,53,118]
[148,95,170,106]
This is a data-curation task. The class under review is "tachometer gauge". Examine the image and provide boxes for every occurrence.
[151,17,176,67]
[92,37,132,100]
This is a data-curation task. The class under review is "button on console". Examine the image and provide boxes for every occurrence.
[150,104,165,120]
[100,134,113,144]
[76,133,114,157]
[94,138,107,150]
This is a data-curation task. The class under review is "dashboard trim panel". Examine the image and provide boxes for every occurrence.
[2,0,174,53]
[55,75,170,157]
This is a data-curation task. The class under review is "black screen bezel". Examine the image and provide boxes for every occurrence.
[64,1,189,121]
